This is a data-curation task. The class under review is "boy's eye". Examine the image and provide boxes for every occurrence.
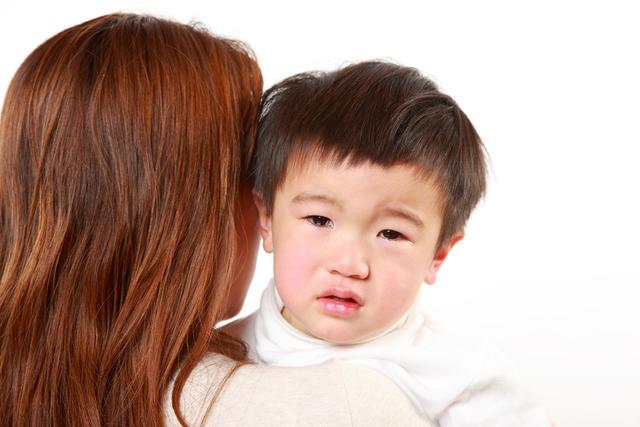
[378,229,404,240]
[306,215,333,228]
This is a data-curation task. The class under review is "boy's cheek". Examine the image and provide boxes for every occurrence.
[375,250,430,281]
[274,240,320,293]
[374,258,425,302]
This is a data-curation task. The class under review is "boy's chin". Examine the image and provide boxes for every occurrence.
[284,308,381,344]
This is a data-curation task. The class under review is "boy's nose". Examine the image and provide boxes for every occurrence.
[327,241,369,280]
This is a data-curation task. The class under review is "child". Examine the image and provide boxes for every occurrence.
[227,61,550,426]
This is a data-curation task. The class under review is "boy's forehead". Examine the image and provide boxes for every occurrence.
[278,154,444,209]
[283,153,431,185]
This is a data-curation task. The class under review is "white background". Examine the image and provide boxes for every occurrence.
[2,2,638,426]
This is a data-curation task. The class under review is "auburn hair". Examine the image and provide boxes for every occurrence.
[0,13,262,426]
[253,61,486,245]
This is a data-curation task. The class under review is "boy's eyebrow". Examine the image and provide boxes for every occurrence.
[290,192,341,208]
[379,206,424,228]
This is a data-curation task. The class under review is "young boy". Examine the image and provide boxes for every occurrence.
[227,61,549,426]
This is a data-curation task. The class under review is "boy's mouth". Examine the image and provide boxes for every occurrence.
[326,296,357,303]
[316,288,363,315]
[317,288,363,305]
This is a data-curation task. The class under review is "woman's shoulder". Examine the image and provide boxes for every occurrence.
[166,353,429,426]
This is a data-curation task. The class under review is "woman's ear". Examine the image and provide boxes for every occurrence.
[253,189,273,253]
[425,230,465,285]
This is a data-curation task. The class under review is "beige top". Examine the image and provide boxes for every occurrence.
[165,353,429,426]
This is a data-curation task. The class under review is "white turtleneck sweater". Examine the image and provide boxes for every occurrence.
[226,280,550,427]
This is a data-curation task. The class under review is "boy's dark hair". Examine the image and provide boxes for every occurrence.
[253,61,486,245]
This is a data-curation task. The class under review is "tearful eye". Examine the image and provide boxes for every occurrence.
[379,229,404,240]
[306,215,332,228]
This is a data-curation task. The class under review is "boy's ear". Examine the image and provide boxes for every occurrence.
[252,189,273,253]
[425,230,464,285]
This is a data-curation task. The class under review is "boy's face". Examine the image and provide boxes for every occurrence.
[255,158,462,344]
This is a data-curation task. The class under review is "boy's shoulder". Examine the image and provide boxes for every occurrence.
[413,315,550,425]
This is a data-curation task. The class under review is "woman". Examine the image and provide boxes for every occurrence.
[0,14,426,426]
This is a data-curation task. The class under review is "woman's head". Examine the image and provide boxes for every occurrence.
[0,13,262,425]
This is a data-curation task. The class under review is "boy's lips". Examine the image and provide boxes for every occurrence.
[317,288,364,305]
[316,288,363,316]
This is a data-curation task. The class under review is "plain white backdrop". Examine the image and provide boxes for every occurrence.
[2,2,638,426]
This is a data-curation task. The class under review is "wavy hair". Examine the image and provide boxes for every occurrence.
[0,13,262,426]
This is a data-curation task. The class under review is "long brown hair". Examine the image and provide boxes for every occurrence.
[0,13,262,426]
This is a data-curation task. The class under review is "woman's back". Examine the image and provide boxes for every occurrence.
[0,14,261,425]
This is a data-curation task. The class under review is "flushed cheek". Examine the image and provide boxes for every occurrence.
[364,287,417,337]
[373,264,423,315]
[380,286,416,315]
[273,239,321,307]
[370,302,408,331]
[379,249,429,286]
[376,273,417,307]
